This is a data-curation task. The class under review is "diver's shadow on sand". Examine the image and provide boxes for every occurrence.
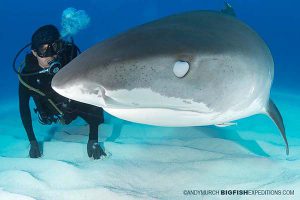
[198,126,270,157]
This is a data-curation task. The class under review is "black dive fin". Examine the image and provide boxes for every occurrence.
[221,1,236,17]
[265,99,289,155]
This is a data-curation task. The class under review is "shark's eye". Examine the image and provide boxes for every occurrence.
[173,61,190,78]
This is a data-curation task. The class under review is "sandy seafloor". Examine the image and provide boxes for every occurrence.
[0,89,299,200]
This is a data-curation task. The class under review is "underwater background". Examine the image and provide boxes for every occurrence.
[1,0,300,97]
[0,0,300,199]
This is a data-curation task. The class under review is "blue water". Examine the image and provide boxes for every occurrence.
[1,0,300,99]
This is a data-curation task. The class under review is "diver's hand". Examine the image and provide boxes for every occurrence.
[29,141,41,158]
[87,140,106,159]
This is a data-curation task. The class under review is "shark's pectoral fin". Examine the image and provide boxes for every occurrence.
[215,122,237,127]
[98,86,114,107]
[265,99,289,155]
[99,87,132,109]
[102,94,126,108]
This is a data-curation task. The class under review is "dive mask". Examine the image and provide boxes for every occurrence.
[36,40,64,58]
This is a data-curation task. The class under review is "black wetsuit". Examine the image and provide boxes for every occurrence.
[18,43,104,143]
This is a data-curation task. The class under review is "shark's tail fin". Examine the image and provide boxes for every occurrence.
[265,99,289,155]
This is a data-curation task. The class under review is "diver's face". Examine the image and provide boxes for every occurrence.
[32,44,57,68]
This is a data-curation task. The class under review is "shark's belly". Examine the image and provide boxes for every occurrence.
[100,84,268,126]
[103,102,261,127]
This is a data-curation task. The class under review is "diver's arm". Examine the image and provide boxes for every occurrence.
[19,82,37,142]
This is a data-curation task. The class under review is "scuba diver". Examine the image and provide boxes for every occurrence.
[16,25,106,159]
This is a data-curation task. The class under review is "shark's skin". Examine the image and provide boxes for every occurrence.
[52,10,289,154]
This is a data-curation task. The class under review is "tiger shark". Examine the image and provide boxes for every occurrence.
[52,7,289,155]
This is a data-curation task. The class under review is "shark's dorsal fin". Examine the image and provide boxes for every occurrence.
[221,1,236,17]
